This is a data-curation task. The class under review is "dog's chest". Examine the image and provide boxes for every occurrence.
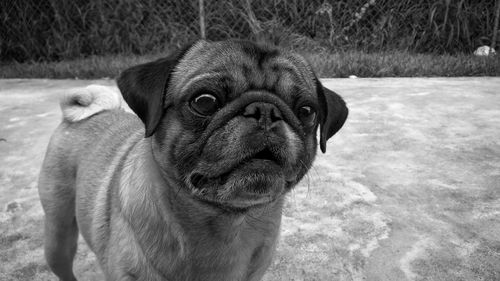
[165,234,275,281]
[127,214,279,281]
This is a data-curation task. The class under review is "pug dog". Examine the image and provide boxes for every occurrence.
[38,39,348,281]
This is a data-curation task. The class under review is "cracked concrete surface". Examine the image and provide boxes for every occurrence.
[0,78,499,281]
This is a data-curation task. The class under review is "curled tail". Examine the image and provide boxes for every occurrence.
[60,85,123,122]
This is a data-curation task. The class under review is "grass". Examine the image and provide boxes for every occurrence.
[1,51,499,79]
[307,51,500,77]
[0,54,163,80]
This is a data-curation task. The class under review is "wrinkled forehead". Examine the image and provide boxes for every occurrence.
[169,40,317,97]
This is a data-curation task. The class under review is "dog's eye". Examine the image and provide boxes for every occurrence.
[298,106,316,126]
[190,94,220,116]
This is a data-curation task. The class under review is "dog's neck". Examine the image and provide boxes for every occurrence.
[118,138,283,279]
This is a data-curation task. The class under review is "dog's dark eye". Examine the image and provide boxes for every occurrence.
[190,94,220,116]
[298,106,316,126]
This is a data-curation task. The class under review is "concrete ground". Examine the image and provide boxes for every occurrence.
[0,78,499,281]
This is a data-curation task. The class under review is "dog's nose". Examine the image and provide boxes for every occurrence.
[243,102,282,129]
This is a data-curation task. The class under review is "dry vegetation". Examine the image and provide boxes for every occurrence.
[1,0,498,78]
[1,0,498,62]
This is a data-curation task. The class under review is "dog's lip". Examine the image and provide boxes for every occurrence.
[190,145,289,182]
[189,153,295,190]
[187,156,297,210]
[251,148,281,163]
[193,195,276,213]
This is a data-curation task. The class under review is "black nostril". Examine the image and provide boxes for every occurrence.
[243,102,282,128]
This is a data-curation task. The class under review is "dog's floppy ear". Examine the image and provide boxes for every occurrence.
[316,78,348,153]
[117,44,193,137]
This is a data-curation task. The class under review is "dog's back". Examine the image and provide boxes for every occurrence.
[38,85,140,281]
[40,85,136,179]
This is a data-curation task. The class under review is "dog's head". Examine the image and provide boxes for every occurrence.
[117,40,348,211]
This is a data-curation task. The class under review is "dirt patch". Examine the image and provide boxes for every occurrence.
[0,78,499,280]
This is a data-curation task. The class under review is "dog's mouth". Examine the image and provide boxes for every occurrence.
[189,147,291,187]
[187,147,296,210]
[189,150,282,189]
[252,148,279,162]
[189,172,228,190]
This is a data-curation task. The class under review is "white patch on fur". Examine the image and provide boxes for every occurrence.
[60,84,123,122]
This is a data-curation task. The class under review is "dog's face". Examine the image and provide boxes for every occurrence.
[117,40,347,211]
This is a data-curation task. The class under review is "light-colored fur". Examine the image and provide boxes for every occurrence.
[60,85,123,122]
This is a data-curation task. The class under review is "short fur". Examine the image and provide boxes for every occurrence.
[60,85,123,122]
[38,39,348,281]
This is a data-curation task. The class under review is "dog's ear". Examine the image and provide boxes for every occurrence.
[316,78,348,153]
[117,44,193,137]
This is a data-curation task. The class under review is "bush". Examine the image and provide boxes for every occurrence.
[0,0,497,62]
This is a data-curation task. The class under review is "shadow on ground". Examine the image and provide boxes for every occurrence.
[0,78,499,281]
